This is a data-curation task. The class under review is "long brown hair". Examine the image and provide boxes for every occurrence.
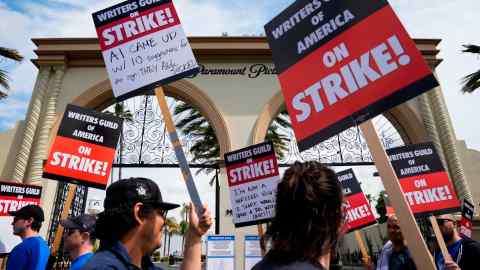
[266,161,344,265]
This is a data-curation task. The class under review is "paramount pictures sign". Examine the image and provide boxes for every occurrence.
[191,64,278,78]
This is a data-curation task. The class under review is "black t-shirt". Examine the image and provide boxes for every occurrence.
[252,257,324,270]
[457,237,480,270]
[388,248,416,270]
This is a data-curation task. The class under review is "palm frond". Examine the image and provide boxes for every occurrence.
[461,70,480,93]
[0,47,23,62]
[0,70,10,90]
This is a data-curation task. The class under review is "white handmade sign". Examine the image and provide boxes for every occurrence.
[92,0,199,100]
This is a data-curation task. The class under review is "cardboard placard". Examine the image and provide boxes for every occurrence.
[43,105,122,189]
[207,235,235,270]
[337,169,376,232]
[244,235,262,270]
[264,0,438,151]
[0,181,42,254]
[92,0,199,101]
[459,200,474,238]
[386,143,461,216]
[224,142,280,227]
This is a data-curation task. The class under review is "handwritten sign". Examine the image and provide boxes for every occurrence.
[92,0,199,101]
[387,142,461,216]
[224,142,280,227]
[337,169,376,232]
[43,105,122,189]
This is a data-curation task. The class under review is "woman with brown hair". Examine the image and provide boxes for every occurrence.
[252,161,344,270]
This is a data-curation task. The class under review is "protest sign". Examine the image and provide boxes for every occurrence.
[0,181,42,254]
[459,199,474,238]
[224,142,280,227]
[387,142,461,216]
[43,104,122,189]
[264,0,438,151]
[92,0,199,101]
[244,235,262,270]
[207,235,235,270]
[337,169,376,232]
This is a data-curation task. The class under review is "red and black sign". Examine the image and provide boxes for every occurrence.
[43,104,122,189]
[387,143,461,217]
[265,0,438,151]
[337,169,376,232]
[0,181,42,217]
[459,200,474,238]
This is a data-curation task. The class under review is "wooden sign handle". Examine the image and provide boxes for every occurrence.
[154,87,204,216]
[51,184,77,255]
[354,230,371,263]
[359,120,436,270]
[257,224,267,256]
[429,216,452,261]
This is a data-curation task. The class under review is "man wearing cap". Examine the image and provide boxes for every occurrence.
[61,214,96,270]
[82,177,212,270]
[7,204,50,270]
[434,214,480,270]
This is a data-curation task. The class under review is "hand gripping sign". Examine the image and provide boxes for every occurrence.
[224,142,280,227]
[43,105,122,189]
[264,0,439,151]
[337,169,376,232]
[92,0,199,101]
[387,143,461,216]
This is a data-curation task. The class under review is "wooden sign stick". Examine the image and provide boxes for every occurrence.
[257,224,267,256]
[359,120,436,270]
[154,87,204,215]
[51,184,77,255]
[354,231,371,263]
[429,216,453,261]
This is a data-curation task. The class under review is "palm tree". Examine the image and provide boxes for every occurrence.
[165,217,180,256]
[105,102,133,180]
[179,203,190,251]
[0,47,24,99]
[461,44,480,93]
[173,101,291,183]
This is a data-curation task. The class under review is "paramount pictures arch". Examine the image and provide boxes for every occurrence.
[0,37,475,266]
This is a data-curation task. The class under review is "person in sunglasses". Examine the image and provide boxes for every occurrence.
[60,214,97,270]
[82,177,212,270]
[7,204,50,270]
[434,214,480,270]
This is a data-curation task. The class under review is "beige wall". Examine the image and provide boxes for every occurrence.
[0,120,25,179]
[457,140,480,210]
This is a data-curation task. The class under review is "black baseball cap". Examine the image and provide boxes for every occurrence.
[9,204,44,222]
[60,214,96,232]
[104,177,179,211]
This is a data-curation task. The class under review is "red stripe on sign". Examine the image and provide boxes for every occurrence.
[0,196,41,216]
[279,5,433,143]
[345,192,376,231]
[226,155,279,187]
[44,136,115,186]
[399,171,461,214]
[96,2,180,50]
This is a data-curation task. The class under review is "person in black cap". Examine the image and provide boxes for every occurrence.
[61,214,97,270]
[82,177,212,270]
[7,204,50,270]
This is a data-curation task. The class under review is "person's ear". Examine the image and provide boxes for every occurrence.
[81,232,90,243]
[133,202,145,225]
[24,217,34,227]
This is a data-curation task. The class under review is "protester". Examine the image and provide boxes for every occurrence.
[60,214,96,270]
[82,177,212,270]
[7,204,50,270]
[252,161,344,270]
[364,214,416,270]
[434,214,480,270]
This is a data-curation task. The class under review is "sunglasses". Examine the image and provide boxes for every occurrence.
[436,218,455,225]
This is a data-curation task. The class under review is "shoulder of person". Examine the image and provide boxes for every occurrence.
[81,250,123,270]
[461,237,480,254]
